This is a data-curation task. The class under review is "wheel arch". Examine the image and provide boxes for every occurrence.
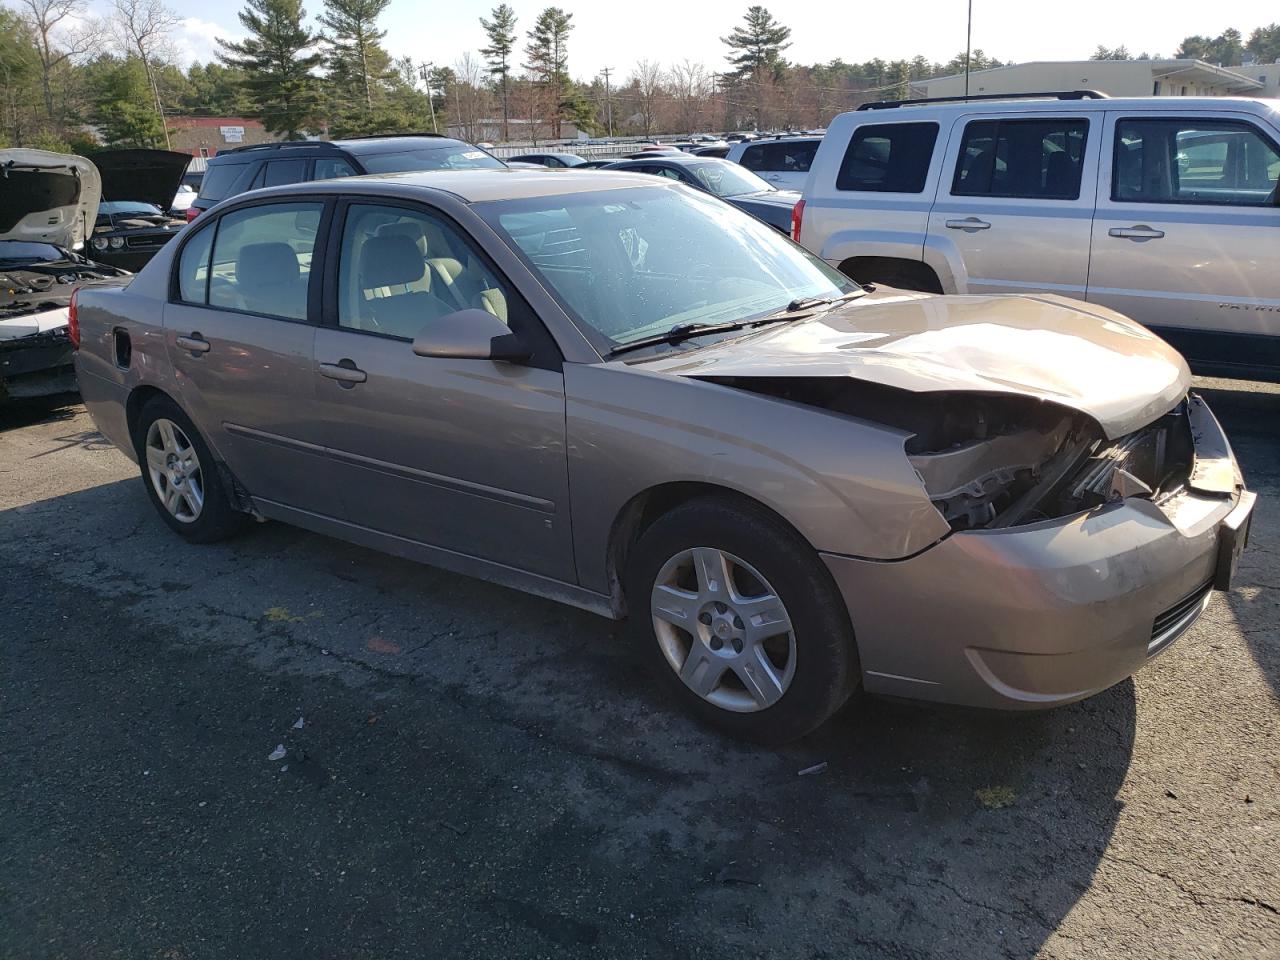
[125,384,176,451]
[605,481,813,619]
[837,256,943,293]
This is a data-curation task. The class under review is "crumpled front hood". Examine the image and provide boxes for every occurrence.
[644,290,1191,439]
[0,149,101,250]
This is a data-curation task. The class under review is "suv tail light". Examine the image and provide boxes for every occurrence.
[791,198,805,243]
[68,287,80,350]
[185,206,201,223]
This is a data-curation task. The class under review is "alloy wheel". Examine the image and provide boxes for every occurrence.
[650,547,797,713]
[144,418,204,523]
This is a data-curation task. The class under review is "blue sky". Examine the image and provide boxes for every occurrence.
[78,0,1280,81]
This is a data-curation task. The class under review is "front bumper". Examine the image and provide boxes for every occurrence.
[0,327,75,399]
[822,396,1254,710]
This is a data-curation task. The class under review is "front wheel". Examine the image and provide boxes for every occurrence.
[626,496,860,743]
[135,395,247,543]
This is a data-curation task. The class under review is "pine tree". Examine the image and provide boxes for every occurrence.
[318,0,394,131]
[721,6,790,129]
[480,3,517,141]
[217,0,322,138]
[524,6,573,139]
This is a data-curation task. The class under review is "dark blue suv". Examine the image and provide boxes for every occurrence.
[187,134,506,221]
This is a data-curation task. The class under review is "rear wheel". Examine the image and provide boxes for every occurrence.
[135,395,246,543]
[626,496,860,743]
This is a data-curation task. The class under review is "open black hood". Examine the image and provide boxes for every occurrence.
[88,149,191,209]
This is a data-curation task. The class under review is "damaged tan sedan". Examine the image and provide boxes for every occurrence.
[72,170,1256,742]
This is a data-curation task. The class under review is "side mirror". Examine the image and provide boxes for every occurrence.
[412,308,530,362]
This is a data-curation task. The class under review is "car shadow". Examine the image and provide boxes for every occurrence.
[0,393,82,433]
[1193,378,1280,700]
[0,474,1138,958]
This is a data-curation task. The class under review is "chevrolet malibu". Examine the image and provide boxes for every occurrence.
[72,170,1256,742]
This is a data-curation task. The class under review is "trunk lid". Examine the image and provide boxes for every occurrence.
[0,149,101,251]
[644,290,1191,439]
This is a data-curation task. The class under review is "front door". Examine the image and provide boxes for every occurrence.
[926,113,1099,297]
[313,200,575,582]
[1087,111,1280,373]
[164,198,343,517]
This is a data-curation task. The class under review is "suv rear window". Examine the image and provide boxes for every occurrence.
[197,162,248,202]
[952,118,1089,200]
[740,141,818,173]
[837,123,938,193]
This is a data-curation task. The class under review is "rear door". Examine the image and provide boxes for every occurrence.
[925,112,1099,296]
[164,197,343,516]
[1087,111,1280,372]
[311,199,575,581]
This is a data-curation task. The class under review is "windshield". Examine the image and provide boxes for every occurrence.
[99,201,164,216]
[482,186,857,354]
[687,161,775,197]
[356,145,505,174]
[0,241,70,265]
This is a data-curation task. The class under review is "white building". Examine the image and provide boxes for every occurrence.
[914,59,1271,100]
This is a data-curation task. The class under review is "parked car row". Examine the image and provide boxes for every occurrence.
[8,96,1266,742]
[70,124,1256,740]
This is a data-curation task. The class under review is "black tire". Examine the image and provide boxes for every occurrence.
[134,394,247,544]
[625,495,860,744]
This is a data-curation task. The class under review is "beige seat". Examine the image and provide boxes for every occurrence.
[356,234,454,338]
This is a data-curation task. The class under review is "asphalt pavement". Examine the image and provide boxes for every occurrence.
[1,378,1277,960]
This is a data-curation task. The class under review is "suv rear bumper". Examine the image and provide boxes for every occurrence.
[821,398,1252,710]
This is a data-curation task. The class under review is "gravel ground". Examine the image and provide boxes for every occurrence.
[1,378,1277,960]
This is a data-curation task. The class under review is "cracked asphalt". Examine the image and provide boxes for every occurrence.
[1,378,1278,960]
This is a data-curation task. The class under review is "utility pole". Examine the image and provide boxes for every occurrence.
[600,67,614,138]
[964,0,973,97]
[419,62,438,133]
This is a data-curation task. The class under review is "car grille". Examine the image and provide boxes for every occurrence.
[1149,580,1213,656]
[125,234,176,249]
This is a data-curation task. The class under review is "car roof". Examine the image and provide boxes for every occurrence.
[238,168,665,203]
[844,95,1276,118]
[208,135,478,162]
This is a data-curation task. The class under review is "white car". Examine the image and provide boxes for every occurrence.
[170,184,197,214]
[794,92,1280,382]
[726,136,822,191]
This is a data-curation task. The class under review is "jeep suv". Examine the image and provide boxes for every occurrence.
[795,92,1280,381]
[726,136,822,191]
[188,134,506,222]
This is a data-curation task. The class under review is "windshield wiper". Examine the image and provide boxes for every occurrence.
[783,289,865,313]
[607,321,747,357]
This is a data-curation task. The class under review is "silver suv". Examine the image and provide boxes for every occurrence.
[727,136,822,191]
[796,93,1280,381]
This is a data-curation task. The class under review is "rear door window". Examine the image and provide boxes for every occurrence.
[262,159,309,187]
[314,157,359,180]
[738,144,769,171]
[1112,118,1280,206]
[952,118,1089,199]
[206,202,323,320]
[837,122,939,192]
[175,224,215,303]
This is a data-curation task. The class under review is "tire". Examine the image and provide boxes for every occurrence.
[625,495,860,743]
[134,394,247,544]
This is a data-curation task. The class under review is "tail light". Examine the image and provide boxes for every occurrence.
[185,206,201,223]
[68,287,80,350]
[790,199,805,243]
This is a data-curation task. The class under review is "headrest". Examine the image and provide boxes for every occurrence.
[237,242,300,289]
[376,221,428,255]
[360,234,425,288]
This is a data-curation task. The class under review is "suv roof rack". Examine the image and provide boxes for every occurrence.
[857,90,1110,111]
[219,132,449,155]
[220,140,344,154]
[335,132,446,141]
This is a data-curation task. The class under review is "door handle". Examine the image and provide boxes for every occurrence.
[1109,225,1165,241]
[176,334,211,354]
[318,360,367,384]
[945,217,991,231]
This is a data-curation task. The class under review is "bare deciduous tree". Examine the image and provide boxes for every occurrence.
[669,59,711,133]
[111,0,178,146]
[630,58,664,138]
[17,0,100,120]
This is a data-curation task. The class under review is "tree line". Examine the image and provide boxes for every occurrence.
[4,0,1277,154]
